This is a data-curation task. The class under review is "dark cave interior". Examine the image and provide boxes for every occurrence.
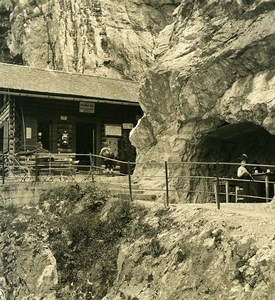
[199,121,275,177]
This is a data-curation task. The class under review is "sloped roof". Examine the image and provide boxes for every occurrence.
[0,63,140,104]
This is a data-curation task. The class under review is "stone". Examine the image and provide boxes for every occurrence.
[131,0,275,202]
[3,0,181,81]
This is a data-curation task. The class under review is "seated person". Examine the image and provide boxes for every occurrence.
[99,142,115,175]
[237,154,262,202]
[237,160,252,180]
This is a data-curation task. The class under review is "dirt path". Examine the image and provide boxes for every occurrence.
[164,202,275,247]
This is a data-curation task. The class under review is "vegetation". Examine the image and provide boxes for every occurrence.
[0,184,171,299]
[39,184,153,299]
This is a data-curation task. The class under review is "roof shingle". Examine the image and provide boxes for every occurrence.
[0,63,139,104]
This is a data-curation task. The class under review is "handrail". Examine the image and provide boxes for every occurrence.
[2,152,275,208]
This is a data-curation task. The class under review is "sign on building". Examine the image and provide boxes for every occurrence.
[105,124,122,137]
[79,102,95,113]
[122,123,134,130]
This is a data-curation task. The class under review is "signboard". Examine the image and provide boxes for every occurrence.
[105,124,122,137]
[26,127,32,139]
[122,123,133,130]
[79,102,95,113]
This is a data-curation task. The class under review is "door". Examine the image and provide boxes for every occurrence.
[38,121,52,151]
[76,123,96,167]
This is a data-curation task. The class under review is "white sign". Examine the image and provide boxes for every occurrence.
[79,102,95,113]
[26,127,32,139]
[122,123,133,130]
[105,124,122,137]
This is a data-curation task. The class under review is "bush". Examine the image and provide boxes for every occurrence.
[39,184,159,299]
[42,184,135,298]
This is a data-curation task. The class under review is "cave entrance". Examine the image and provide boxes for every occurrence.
[199,121,275,177]
[185,121,275,203]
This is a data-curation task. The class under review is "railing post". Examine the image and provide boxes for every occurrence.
[128,161,133,201]
[49,152,52,177]
[2,152,5,185]
[216,161,221,210]
[165,161,169,207]
[89,153,93,169]
[89,153,94,182]
[35,154,39,182]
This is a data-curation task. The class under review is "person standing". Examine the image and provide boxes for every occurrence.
[99,142,115,175]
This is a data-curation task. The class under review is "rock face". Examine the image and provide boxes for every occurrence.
[3,186,275,300]
[0,208,58,299]
[2,0,180,80]
[130,0,275,202]
[2,0,275,202]
[103,203,275,300]
[0,1,20,63]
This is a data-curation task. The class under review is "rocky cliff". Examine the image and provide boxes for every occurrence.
[1,185,275,300]
[2,0,275,202]
[0,205,58,299]
[130,0,275,202]
[0,0,180,80]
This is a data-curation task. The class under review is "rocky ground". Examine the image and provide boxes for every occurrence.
[104,201,275,300]
[1,185,275,299]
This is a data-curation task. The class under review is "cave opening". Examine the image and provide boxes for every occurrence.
[183,121,275,203]
[198,121,275,177]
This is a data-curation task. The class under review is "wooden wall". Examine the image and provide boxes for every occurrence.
[14,96,142,157]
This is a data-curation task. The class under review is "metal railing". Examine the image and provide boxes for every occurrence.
[1,153,275,208]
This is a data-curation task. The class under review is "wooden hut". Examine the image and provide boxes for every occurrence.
[0,63,142,169]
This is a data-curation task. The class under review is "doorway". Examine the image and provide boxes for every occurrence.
[38,121,52,151]
[76,123,96,167]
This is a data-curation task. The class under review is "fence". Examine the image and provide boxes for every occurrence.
[1,152,275,208]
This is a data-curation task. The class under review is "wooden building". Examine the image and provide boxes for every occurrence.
[0,63,142,166]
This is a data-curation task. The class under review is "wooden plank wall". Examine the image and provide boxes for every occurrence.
[14,96,142,154]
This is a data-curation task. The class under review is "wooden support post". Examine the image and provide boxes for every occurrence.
[2,152,5,185]
[128,161,133,201]
[89,153,94,182]
[265,175,269,202]
[225,180,229,203]
[49,153,52,177]
[213,182,217,202]
[165,161,169,207]
[35,154,39,182]
[216,161,221,210]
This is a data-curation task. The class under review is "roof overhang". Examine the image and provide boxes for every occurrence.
[0,89,140,106]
